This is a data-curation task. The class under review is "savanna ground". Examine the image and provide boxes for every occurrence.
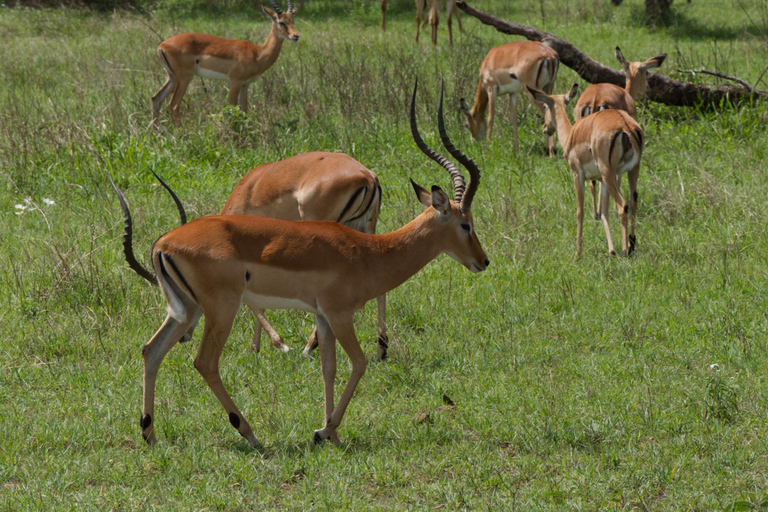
[2,0,768,508]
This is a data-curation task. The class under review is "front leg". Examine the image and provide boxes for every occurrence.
[313,315,341,446]
[627,164,640,255]
[237,84,249,114]
[485,86,496,142]
[573,171,585,258]
[313,313,366,446]
[228,80,244,109]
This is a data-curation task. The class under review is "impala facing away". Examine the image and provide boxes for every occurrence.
[573,47,665,218]
[415,0,462,46]
[115,81,488,447]
[113,152,388,359]
[460,41,559,155]
[151,0,299,129]
[528,84,644,257]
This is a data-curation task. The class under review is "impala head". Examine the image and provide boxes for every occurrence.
[262,0,300,42]
[527,83,579,136]
[615,47,667,101]
[459,97,485,140]
[411,80,489,273]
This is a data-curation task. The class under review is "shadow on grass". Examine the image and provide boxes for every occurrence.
[628,3,750,40]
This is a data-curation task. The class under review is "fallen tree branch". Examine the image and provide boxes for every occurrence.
[677,69,755,92]
[455,0,767,106]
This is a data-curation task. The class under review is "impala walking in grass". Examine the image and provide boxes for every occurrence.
[114,81,488,447]
[151,0,299,128]
[528,84,644,257]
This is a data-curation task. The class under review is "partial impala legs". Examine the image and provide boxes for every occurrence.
[508,94,519,152]
[312,313,366,446]
[249,306,290,353]
[627,164,640,255]
[151,50,176,130]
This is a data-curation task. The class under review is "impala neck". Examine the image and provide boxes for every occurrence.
[371,208,449,295]
[552,102,573,150]
[259,23,284,68]
[625,73,646,101]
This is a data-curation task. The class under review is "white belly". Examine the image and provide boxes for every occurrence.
[496,77,523,96]
[242,291,318,314]
[581,160,600,181]
[617,150,640,175]
[195,64,229,81]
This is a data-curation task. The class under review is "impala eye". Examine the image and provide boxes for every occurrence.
[461,223,471,232]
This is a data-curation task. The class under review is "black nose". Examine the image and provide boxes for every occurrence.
[485,259,490,267]
[293,35,300,41]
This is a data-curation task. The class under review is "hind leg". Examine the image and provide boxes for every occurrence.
[141,309,199,445]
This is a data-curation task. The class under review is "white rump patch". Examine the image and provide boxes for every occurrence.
[159,252,188,322]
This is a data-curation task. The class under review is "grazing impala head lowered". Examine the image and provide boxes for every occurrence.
[113,79,488,449]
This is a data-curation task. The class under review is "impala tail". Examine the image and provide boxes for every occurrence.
[109,172,187,286]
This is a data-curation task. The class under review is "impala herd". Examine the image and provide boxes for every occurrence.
[116,0,668,447]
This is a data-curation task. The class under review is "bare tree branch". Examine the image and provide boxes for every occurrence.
[677,69,755,92]
[455,0,767,106]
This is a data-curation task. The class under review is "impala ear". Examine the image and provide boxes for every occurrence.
[289,6,297,14]
[565,83,580,104]
[261,5,278,20]
[411,179,432,208]
[431,186,450,214]
[526,85,553,107]
[640,53,667,71]
[615,46,630,72]
[459,98,471,115]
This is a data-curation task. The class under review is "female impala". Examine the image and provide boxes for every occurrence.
[151,0,299,128]
[415,0,462,46]
[574,47,667,121]
[116,82,489,447]
[460,41,559,155]
[573,47,665,219]
[114,152,388,359]
[528,84,644,257]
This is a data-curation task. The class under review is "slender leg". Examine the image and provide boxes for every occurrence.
[248,306,289,353]
[627,163,640,255]
[589,180,600,220]
[446,0,454,45]
[485,87,496,142]
[237,84,249,114]
[152,76,175,130]
[430,4,438,47]
[599,179,617,256]
[573,171,585,258]
[375,294,388,361]
[193,300,260,448]
[141,312,198,444]
[228,81,243,108]
[415,0,424,42]
[313,313,366,446]
[453,1,463,30]
[603,173,629,255]
[510,94,519,152]
[313,315,340,445]
[168,76,192,127]
[302,327,320,357]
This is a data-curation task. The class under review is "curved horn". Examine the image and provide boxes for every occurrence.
[269,0,283,14]
[436,81,481,212]
[108,173,157,285]
[286,0,293,11]
[151,170,187,225]
[409,79,466,203]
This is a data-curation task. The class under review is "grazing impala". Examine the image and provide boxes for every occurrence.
[151,0,299,128]
[573,47,665,218]
[415,0,462,46]
[113,152,388,358]
[115,81,488,447]
[460,41,559,155]
[528,84,644,257]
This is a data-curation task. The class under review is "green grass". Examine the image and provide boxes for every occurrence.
[2,0,768,509]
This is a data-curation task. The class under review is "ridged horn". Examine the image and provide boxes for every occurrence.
[436,81,481,212]
[286,0,293,11]
[151,170,187,225]
[269,0,283,14]
[409,79,466,203]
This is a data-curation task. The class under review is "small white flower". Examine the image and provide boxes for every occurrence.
[709,364,720,371]
[42,198,55,206]
[14,204,26,210]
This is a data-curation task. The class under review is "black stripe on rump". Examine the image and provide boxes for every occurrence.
[336,186,366,223]
[163,253,198,302]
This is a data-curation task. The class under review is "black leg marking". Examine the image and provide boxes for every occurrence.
[313,431,323,444]
[228,412,240,429]
[377,335,389,360]
[633,191,638,202]
[142,432,150,442]
[245,271,250,282]
[141,414,152,429]
[610,250,617,256]
[623,205,629,214]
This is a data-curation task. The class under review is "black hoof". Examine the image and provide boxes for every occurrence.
[595,213,601,221]
[610,250,617,256]
[312,431,324,444]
